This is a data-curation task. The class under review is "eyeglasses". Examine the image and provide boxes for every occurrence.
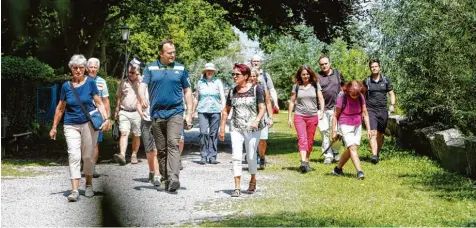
[72,66,85,71]
[231,73,242,77]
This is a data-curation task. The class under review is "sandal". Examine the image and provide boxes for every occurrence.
[231,189,241,197]
[247,181,256,194]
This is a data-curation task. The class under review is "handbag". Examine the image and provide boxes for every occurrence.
[112,121,120,141]
[69,81,104,131]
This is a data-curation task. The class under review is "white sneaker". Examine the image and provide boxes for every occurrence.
[68,190,80,202]
[85,185,94,198]
[153,176,161,187]
[333,153,340,162]
[323,157,332,164]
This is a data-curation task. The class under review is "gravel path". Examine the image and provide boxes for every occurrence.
[1,127,271,227]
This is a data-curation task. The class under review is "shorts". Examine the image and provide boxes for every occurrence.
[368,109,388,133]
[141,120,156,152]
[119,110,142,136]
[339,124,362,148]
[97,131,103,143]
[260,126,268,140]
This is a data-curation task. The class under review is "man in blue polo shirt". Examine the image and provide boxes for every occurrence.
[139,40,193,193]
[363,59,396,164]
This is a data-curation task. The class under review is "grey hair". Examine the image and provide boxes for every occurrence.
[68,54,87,68]
[87,57,100,68]
[128,63,140,74]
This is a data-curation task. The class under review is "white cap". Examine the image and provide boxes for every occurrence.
[251,54,261,61]
[203,63,216,71]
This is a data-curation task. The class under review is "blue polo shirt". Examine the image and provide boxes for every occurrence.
[142,60,191,119]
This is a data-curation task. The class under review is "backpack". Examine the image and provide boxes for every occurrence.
[364,75,389,98]
[262,71,269,85]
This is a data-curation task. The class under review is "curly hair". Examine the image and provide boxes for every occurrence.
[342,80,367,96]
[294,64,318,85]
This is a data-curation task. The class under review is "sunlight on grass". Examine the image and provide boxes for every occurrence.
[1,159,56,177]
[201,112,476,227]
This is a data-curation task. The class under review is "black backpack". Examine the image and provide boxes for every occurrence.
[336,92,364,120]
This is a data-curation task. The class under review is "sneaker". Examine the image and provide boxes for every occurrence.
[300,161,308,173]
[357,171,365,179]
[371,155,379,164]
[148,172,154,183]
[92,169,100,178]
[199,157,207,165]
[81,171,85,178]
[67,190,79,202]
[332,166,343,176]
[153,176,161,187]
[168,179,180,193]
[259,157,266,170]
[231,189,241,197]
[131,154,138,164]
[323,157,332,164]
[85,185,94,198]
[113,154,126,165]
[333,153,340,162]
[209,157,218,164]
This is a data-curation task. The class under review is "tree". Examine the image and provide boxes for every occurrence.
[205,0,366,44]
[371,0,476,134]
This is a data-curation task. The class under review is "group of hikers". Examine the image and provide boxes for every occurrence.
[49,39,395,201]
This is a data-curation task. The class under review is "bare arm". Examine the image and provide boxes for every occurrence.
[114,89,122,120]
[49,101,66,140]
[389,90,396,113]
[192,91,199,115]
[331,107,342,141]
[264,88,274,128]
[218,105,231,141]
[288,92,296,128]
[252,103,266,129]
[362,104,371,139]
[184,87,193,127]
[317,90,325,117]
[102,97,111,118]
[138,83,148,108]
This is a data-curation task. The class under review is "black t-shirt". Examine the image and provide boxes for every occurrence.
[363,75,393,110]
[318,69,345,110]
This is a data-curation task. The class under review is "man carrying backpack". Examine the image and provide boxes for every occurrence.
[363,59,396,164]
[318,56,345,164]
[251,54,277,170]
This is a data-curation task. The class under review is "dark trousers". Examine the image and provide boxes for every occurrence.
[198,113,221,159]
[151,114,183,181]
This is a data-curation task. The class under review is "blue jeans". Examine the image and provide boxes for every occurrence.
[198,113,221,159]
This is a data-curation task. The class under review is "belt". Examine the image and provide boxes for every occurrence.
[120,108,137,112]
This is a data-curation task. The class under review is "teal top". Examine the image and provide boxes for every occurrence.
[196,77,224,113]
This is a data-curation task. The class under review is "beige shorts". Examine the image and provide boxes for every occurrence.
[119,110,142,136]
[339,124,362,148]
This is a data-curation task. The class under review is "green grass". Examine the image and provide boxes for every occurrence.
[201,112,476,227]
[1,160,58,177]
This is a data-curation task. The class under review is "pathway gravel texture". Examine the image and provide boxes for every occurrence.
[1,126,271,227]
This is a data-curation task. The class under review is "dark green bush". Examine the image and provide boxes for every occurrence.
[1,56,56,133]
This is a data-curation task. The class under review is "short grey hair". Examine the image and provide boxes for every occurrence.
[87,57,100,68]
[128,63,140,74]
[68,54,87,68]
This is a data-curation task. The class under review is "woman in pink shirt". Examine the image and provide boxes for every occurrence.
[331,80,371,179]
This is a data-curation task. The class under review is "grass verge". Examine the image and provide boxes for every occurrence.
[1,160,59,177]
[200,112,476,227]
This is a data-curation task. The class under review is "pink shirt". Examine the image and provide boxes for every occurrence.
[335,93,365,126]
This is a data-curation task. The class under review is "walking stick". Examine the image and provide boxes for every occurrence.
[321,133,342,157]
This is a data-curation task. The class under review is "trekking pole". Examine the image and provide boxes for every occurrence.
[320,134,342,157]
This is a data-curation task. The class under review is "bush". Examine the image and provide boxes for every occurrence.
[1,56,56,133]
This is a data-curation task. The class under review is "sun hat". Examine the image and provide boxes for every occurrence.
[203,62,216,71]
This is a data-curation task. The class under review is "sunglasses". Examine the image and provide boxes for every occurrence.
[231,73,242,77]
[72,66,85,71]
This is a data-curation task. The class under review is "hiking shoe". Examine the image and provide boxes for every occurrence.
[114,154,126,165]
[67,190,79,202]
[333,153,340,162]
[131,154,138,164]
[153,176,161,187]
[209,157,218,164]
[332,166,343,176]
[357,171,365,180]
[148,172,154,183]
[259,157,266,170]
[231,189,241,197]
[85,185,94,198]
[305,162,314,172]
[199,157,207,165]
[168,180,180,193]
[323,157,332,164]
[300,161,308,173]
[371,155,379,164]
